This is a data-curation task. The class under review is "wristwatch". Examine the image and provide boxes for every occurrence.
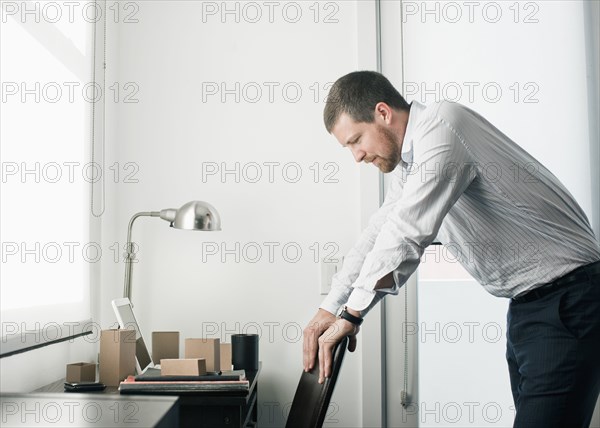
[339,306,363,326]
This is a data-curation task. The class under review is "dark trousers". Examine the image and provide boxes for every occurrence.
[506,262,600,427]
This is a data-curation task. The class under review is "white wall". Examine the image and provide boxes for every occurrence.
[98,2,369,426]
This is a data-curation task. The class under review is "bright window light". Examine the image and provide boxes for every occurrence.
[1,2,96,328]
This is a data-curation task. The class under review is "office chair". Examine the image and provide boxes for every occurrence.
[285,336,349,428]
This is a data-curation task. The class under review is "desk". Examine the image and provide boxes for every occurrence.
[35,364,261,428]
[0,393,179,427]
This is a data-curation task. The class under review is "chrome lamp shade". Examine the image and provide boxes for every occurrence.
[159,201,221,231]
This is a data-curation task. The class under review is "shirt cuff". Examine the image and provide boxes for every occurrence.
[346,287,378,312]
[319,286,352,315]
[357,291,385,317]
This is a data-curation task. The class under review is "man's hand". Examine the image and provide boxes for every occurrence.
[317,318,359,384]
[303,308,361,384]
[303,309,337,373]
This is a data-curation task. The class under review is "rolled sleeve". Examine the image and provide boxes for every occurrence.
[319,175,405,315]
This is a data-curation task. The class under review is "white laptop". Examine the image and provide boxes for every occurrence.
[111,297,160,375]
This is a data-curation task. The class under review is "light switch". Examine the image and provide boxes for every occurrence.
[320,258,343,295]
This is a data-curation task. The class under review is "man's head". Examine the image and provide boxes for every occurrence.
[324,71,411,173]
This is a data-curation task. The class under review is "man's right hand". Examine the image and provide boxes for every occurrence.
[302,308,337,372]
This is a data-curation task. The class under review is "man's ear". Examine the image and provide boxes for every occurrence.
[375,102,392,124]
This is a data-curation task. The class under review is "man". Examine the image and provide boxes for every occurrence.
[302,71,600,427]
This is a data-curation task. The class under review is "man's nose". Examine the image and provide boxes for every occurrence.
[350,147,365,163]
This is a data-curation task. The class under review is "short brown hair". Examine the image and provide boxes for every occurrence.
[323,71,410,133]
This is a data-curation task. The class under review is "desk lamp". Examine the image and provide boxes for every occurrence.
[123,200,221,300]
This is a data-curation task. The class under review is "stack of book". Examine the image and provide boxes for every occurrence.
[119,370,249,395]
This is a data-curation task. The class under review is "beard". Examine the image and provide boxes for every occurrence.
[374,124,402,173]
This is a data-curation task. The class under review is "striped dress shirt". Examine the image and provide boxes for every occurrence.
[321,101,600,314]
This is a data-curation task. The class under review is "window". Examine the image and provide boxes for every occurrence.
[1,1,102,344]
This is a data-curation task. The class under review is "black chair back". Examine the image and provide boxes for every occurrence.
[285,336,349,428]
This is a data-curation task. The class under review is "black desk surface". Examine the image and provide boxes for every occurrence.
[0,392,179,427]
[35,365,260,405]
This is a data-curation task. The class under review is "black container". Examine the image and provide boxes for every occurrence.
[231,334,259,371]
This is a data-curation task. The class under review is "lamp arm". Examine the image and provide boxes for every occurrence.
[123,211,160,300]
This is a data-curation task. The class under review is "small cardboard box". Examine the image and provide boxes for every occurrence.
[99,329,136,386]
[152,331,180,364]
[66,362,96,383]
[185,338,220,372]
[220,343,232,371]
[161,358,207,376]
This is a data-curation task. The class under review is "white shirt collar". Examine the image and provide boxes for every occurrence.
[400,101,425,165]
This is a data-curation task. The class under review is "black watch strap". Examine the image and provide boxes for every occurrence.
[339,307,363,326]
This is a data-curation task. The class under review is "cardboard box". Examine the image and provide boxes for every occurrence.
[220,343,232,371]
[99,329,136,386]
[161,358,207,376]
[152,331,180,364]
[185,338,220,372]
[66,362,96,383]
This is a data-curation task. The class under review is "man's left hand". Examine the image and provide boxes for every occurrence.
[317,317,359,384]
